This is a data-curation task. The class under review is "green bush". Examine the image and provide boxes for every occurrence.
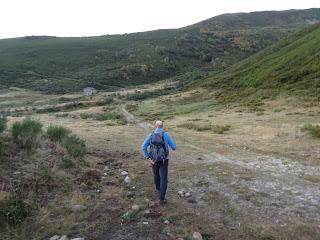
[46,125,71,142]
[11,118,43,150]
[0,116,7,133]
[302,124,320,138]
[59,157,76,169]
[63,134,86,158]
[0,198,29,225]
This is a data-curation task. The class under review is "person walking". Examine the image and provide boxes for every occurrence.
[141,120,176,204]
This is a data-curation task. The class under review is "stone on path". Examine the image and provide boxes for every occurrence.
[121,171,128,176]
[71,205,87,212]
[59,236,68,240]
[131,204,140,211]
[193,232,203,240]
[49,236,60,240]
[124,176,131,184]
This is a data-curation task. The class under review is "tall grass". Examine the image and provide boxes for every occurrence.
[0,116,7,133]
[302,124,320,138]
[62,134,87,159]
[11,118,43,150]
[46,125,71,142]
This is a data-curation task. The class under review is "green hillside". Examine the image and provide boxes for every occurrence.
[200,23,320,99]
[0,8,319,93]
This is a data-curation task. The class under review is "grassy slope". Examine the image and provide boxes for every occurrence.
[0,8,320,93]
[200,23,320,99]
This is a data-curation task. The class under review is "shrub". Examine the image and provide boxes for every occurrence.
[11,118,43,150]
[79,113,91,119]
[46,125,71,142]
[63,134,86,158]
[0,198,29,225]
[0,116,7,133]
[59,157,75,169]
[212,125,231,134]
[177,123,212,131]
[302,124,320,138]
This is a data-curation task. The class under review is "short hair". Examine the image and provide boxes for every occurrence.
[155,120,163,128]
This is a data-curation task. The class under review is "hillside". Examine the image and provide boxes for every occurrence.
[200,23,320,99]
[0,8,319,93]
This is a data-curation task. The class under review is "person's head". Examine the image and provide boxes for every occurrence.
[155,120,163,129]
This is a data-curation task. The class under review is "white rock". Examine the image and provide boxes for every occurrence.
[103,173,107,176]
[121,171,128,176]
[193,232,203,240]
[59,236,68,240]
[49,235,60,240]
[124,176,131,184]
[185,192,191,198]
[71,205,87,212]
[131,204,140,211]
[142,221,149,225]
[70,238,84,240]
[104,166,109,171]
[164,220,170,224]
[177,190,185,197]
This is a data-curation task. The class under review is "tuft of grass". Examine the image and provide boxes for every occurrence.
[301,124,320,138]
[0,116,7,133]
[177,122,231,134]
[0,198,29,226]
[11,118,43,150]
[62,134,87,159]
[177,123,212,131]
[59,157,76,169]
[46,125,71,143]
[212,124,231,134]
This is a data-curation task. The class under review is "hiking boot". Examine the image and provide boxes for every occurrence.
[159,199,167,205]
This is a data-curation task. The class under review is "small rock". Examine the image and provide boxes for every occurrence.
[185,192,191,198]
[70,238,84,240]
[72,205,87,212]
[142,221,149,225]
[124,176,131,184]
[177,190,185,197]
[59,236,68,240]
[13,171,21,175]
[197,157,203,160]
[131,204,140,211]
[148,201,156,208]
[49,235,60,240]
[144,209,150,214]
[138,170,145,174]
[127,191,135,198]
[121,171,128,176]
[104,166,109,171]
[96,189,101,193]
[164,220,170,224]
[103,173,107,176]
[192,232,203,240]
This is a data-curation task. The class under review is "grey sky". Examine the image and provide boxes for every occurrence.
[1,0,319,39]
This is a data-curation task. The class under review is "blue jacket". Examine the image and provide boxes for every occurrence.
[141,128,176,159]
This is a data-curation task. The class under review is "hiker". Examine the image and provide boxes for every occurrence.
[141,120,176,204]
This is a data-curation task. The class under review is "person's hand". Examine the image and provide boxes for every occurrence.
[147,158,155,165]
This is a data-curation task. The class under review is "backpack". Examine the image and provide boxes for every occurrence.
[148,131,167,163]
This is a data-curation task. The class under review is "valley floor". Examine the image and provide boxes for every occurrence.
[1,87,319,239]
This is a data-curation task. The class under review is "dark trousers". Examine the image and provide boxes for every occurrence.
[152,160,168,201]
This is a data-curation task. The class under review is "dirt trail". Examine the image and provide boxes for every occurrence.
[121,106,320,227]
